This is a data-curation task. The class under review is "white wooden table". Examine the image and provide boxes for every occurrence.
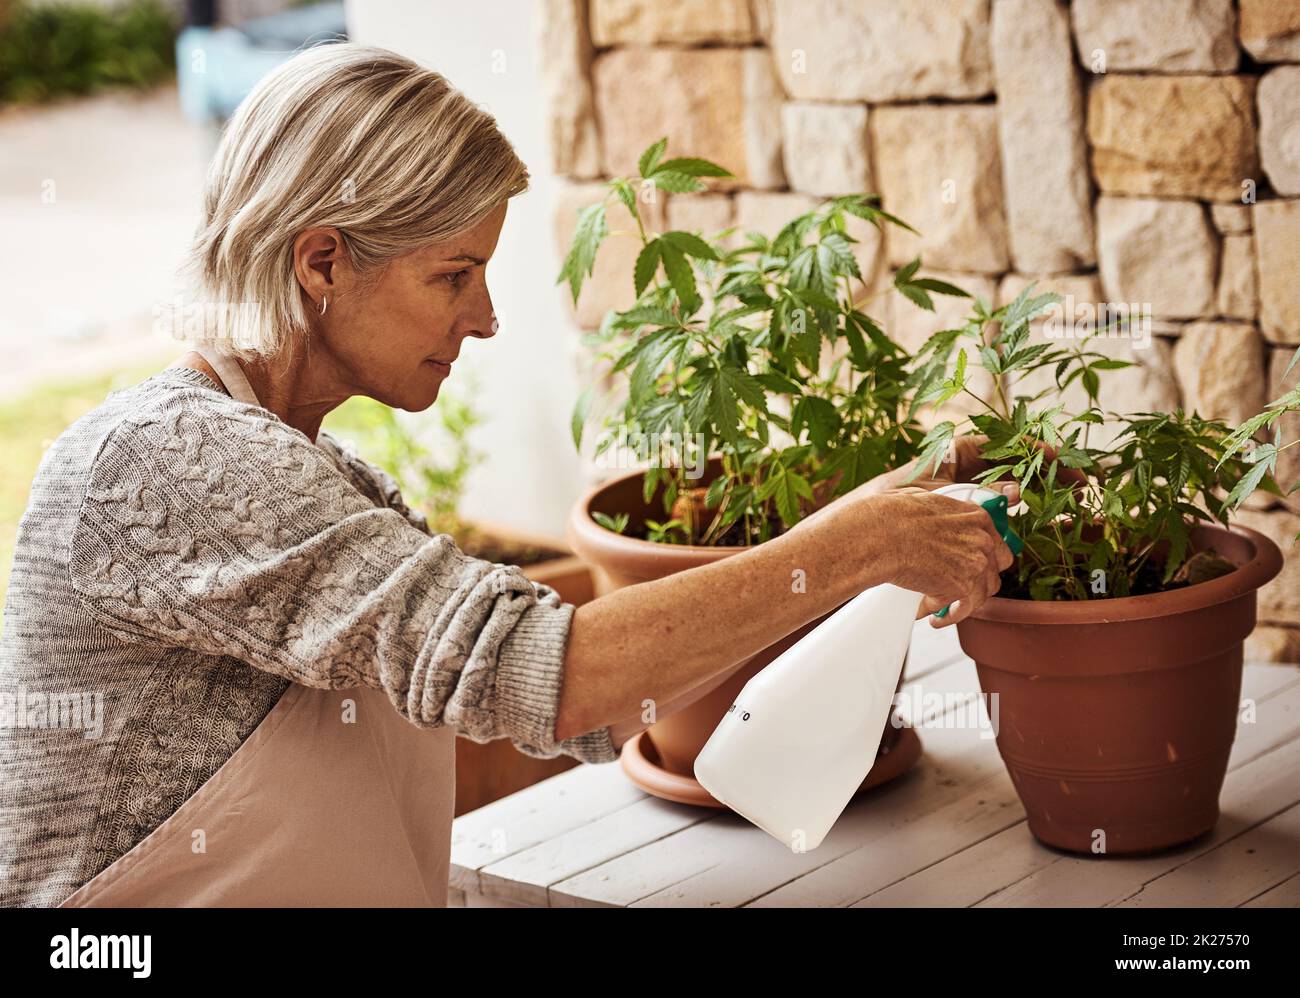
[449,622,1300,908]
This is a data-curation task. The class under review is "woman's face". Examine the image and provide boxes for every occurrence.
[308,202,508,411]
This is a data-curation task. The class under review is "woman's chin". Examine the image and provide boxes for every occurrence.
[409,363,451,408]
[371,369,445,412]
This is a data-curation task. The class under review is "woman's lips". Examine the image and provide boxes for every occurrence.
[428,358,453,373]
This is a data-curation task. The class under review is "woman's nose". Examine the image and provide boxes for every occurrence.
[464,287,498,340]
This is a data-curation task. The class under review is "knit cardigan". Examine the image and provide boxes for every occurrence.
[0,366,614,906]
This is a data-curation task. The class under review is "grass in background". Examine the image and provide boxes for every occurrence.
[0,0,177,104]
[1,364,478,613]
[0,362,540,620]
[0,355,172,611]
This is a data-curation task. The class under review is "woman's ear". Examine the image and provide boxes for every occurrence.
[292,227,348,311]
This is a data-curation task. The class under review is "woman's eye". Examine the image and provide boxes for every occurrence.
[444,269,469,287]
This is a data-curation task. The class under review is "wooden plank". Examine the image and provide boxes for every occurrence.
[456,640,974,905]
[451,634,1295,907]
[1118,804,1300,907]
[978,730,1300,907]
[1241,871,1300,907]
[1241,661,1300,700]
[560,661,1006,907]
[904,619,965,679]
[751,773,1024,907]
[1233,669,1300,768]
[639,721,1005,908]
[850,664,1300,908]
[449,761,644,892]
[853,822,1055,908]
[646,664,1298,909]
[477,795,709,907]
[550,810,752,907]
[894,659,985,729]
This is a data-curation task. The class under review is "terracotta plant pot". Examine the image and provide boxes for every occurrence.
[956,522,1283,855]
[567,463,906,787]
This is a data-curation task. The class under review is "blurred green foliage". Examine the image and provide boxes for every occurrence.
[322,387,483,537]
[1,360,483,615]
[0,354,173,613]
[0,0,177,104]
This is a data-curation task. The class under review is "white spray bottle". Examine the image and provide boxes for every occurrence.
[693,482,1023,852]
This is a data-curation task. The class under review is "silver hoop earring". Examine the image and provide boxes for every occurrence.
[319,296,328,316]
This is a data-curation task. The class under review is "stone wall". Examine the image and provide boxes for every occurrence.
[539,0,1300,654]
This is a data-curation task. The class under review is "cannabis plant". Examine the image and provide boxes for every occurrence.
[1221,346,1300,510]
[905,291,1284,600]
[559,138,968,546]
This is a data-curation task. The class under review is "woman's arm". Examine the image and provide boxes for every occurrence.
[556,483,1013,743]
[69,403,615,763]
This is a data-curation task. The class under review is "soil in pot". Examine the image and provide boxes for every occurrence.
[455,522,566,567]
[956,522,1283,855]
[567,462,914,798]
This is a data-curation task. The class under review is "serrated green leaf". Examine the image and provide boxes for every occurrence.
[913,277,971,298]
[1226,455,1273,509]
[571,386,592,450]
[647,171,705,193]
[894,258,921,284]
[634,240,661,297]
[556,201,608,304]
[897,282,935,311]
[638,138,667,178]
[661,230,720,260]
[651,156,732,179]
[658,242,700,314]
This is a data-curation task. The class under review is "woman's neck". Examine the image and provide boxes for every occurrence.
[179,340,352,443]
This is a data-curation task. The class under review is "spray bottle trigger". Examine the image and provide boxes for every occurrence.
[933,492,1023,619]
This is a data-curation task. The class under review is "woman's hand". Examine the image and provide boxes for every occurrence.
[863,487,1015,626]
[790,482,1015,627]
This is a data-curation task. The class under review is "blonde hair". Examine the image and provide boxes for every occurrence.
[187,43,528,358]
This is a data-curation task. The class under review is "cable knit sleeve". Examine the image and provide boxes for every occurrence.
[66,402,616,764]
[320,431,567,607]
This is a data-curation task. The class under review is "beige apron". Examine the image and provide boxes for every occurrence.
[61,349,456,907]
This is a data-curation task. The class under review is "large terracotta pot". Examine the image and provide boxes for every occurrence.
[566,463,904,781]
[956,522,1283,856]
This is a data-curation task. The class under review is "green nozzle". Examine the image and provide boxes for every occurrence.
[934,493,1022,619]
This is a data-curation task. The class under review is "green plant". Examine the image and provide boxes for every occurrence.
[1221,345,1300,510]
[323,383,482,537]
[0,352,176,618]
[0,0,177,104]
[592,511,629,534]
[905,289,1283,600]
[561,141,1292,599]
[560,138,965,546]
[644,517,689,544]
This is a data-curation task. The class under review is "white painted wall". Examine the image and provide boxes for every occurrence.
[347,0,585,538]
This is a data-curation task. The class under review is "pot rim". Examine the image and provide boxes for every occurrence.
[569,466,1285,622]
[567,464,746,575]
[969,520,1284,625]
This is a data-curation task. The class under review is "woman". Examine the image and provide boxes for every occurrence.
[0,44,1013,907]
